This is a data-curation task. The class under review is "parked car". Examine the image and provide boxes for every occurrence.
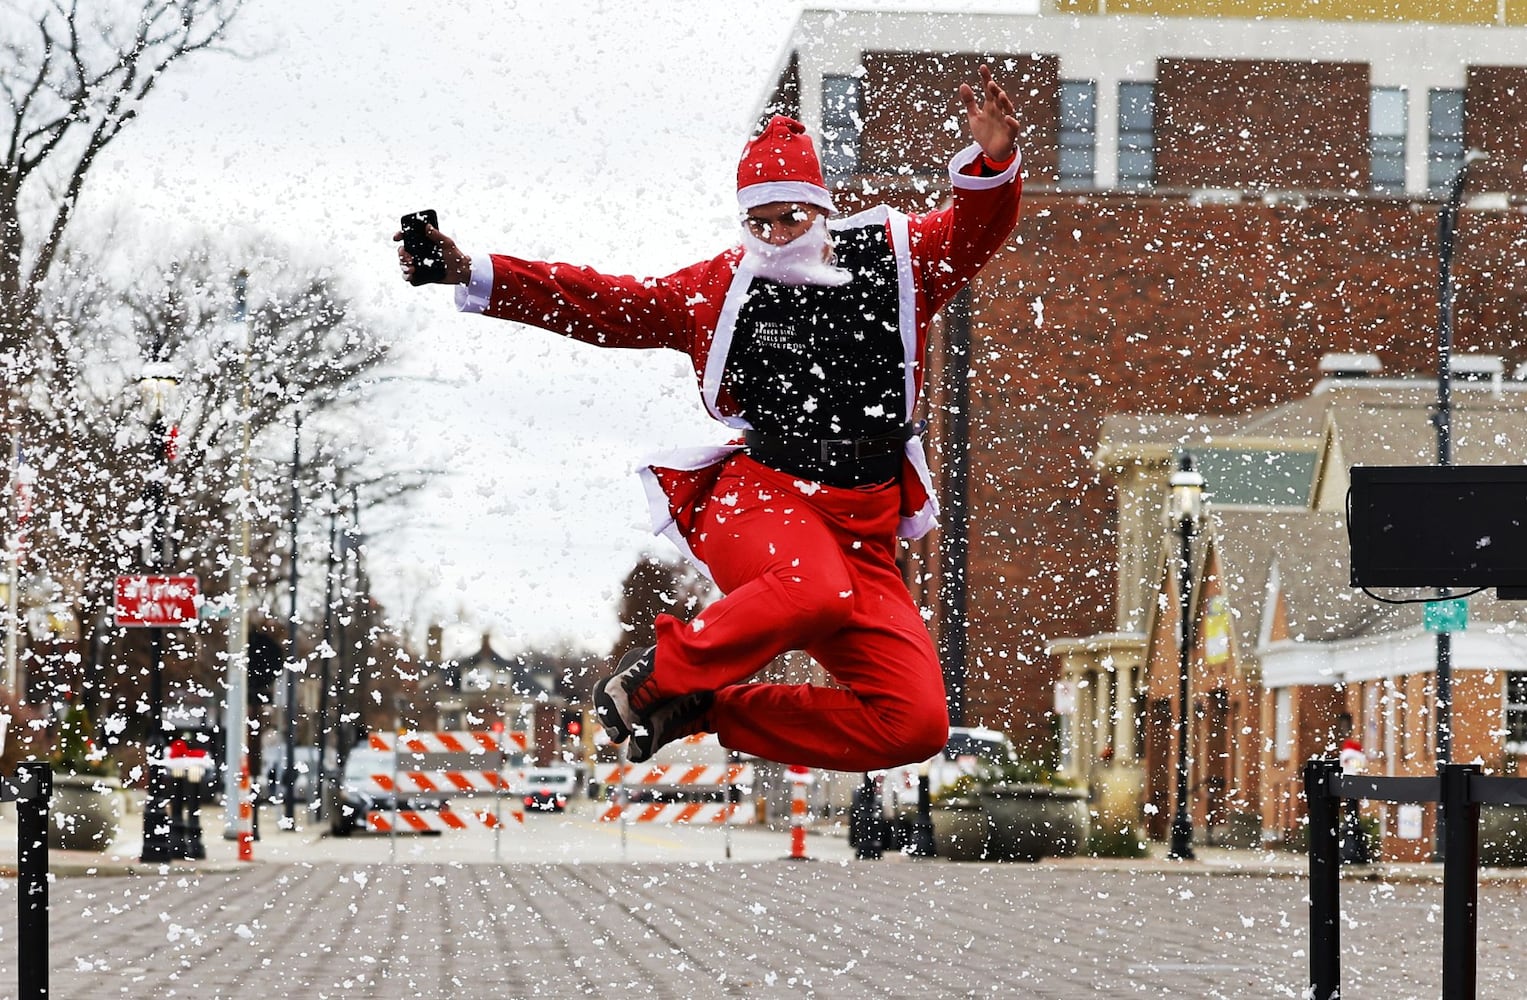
[520,766,576,813]
[329,747,449,836]
[877,726,1020,846]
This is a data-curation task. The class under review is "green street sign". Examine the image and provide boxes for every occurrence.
[1424,599,1468,633]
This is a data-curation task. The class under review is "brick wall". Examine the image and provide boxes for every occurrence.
[860,51,1060,182]
[1155,58,1371,191]
[1466,65,1527,195]
[828,50,1527,750]
[941,191,1527,747]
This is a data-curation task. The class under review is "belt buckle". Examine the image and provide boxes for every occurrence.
[819,437,855,464]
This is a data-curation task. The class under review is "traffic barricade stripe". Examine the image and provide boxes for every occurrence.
[369,730,529,755]
[598,803,740,825]
[361,771,517,794]
[594,763,752,787]
[367,807,521,833]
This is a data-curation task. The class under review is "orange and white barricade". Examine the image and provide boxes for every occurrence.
[597,735,754,859]
[594,735,753,826]
[368,730,526,860]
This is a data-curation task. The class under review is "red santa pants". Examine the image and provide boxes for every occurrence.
[651,453,949,771]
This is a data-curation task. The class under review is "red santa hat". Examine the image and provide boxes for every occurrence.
[736,115,837,213]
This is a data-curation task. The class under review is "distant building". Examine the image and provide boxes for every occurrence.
[1056,357,1527,856]
[426,633,567,765]
[761,4,1527,755]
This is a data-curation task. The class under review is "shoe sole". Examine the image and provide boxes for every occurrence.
[594,646,653,744]
[593,674,632,744]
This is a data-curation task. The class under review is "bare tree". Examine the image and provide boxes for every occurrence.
[19,238,430,739]
[0,0,245,402]
[606,553,712,695]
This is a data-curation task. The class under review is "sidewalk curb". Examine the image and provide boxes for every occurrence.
[1,858,257,878]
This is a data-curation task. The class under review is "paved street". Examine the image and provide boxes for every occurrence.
[6,853,1527,998]
[3,802,1527,998]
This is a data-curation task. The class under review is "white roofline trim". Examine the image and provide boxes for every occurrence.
[1261,627,1527,688]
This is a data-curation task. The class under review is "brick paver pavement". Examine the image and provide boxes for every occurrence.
[4,859,1527,998]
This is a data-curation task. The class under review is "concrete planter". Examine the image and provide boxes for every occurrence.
[1480,804,1527,867]
[930,801,988,861]
[980,783,1090,862]
[48,772,123,852]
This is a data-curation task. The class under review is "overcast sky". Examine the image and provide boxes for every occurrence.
[74,0,1001,658]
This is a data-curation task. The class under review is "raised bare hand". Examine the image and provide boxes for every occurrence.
[959,64,1021,163]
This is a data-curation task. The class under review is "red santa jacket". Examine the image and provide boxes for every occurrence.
[461,142,1022,575]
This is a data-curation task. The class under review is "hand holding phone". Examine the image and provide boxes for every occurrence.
[400,209,448,285]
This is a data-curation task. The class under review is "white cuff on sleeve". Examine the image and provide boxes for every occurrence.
[453,251,494,313]
[948,142,1022,190]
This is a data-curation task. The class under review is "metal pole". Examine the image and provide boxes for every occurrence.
[1440,763,1480,999]
[5,434,19,700]
[939,288,972,727]
[140,412,174,862]
[313,502,337,824]
[348,483,367,736]
[336,508,352,766]
[224,270,251,839]
[1168,505,1196,860]
[1434,156,1475,861]
[1305,758,1341,1000]
[282,408,302,828]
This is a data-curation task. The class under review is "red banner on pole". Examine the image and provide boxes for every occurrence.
[114,575,200,628]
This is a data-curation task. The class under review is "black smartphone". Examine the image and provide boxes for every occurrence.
[401,209,447,285]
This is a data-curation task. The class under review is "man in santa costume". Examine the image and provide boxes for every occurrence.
[398,65,1023,772]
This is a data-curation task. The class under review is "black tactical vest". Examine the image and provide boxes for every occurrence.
[724,222,906,451]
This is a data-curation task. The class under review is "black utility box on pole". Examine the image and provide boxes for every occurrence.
[1349,465,1527,597]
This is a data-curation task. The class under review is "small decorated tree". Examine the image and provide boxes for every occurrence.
[52,698,110,777]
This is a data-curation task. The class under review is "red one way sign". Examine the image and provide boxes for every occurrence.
[114,575,200,628]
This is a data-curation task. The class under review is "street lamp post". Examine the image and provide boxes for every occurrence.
[138,361,181,863]
[1433,149,1487,860]
[224,270,252,840]
[281,407,302,829]
[1166,453,1204,861]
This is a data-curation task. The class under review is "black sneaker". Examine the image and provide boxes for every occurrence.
[629,690,716,764]
[593,644,660,744]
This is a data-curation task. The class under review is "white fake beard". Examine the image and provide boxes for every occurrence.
[739,217,852,287]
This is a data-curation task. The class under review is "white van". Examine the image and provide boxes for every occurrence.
[877,726,1020,845]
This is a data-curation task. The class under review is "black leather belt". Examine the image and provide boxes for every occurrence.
[743,423,916,487]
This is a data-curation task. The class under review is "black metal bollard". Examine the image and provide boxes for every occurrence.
[183,771,207,860]
[1440,763,1480,1000]
[1305,758,1341,1000]
[15,761,51,1000]
[1339,798,1371,865]
[851,775,883,860]
[168,768,189,859]
[906,772,936,858]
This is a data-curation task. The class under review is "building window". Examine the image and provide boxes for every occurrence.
[1274,688,1293,762]
[1117,81,1155,191]
[1369,86,1407,194]
[1506,673,1527,753]
[1059,80,1096,189]
[1427,87,1465,194]
[821,74,860,183]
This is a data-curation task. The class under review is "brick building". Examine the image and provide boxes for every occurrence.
[1082,369,1527,857]
[758,4,1527,762]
